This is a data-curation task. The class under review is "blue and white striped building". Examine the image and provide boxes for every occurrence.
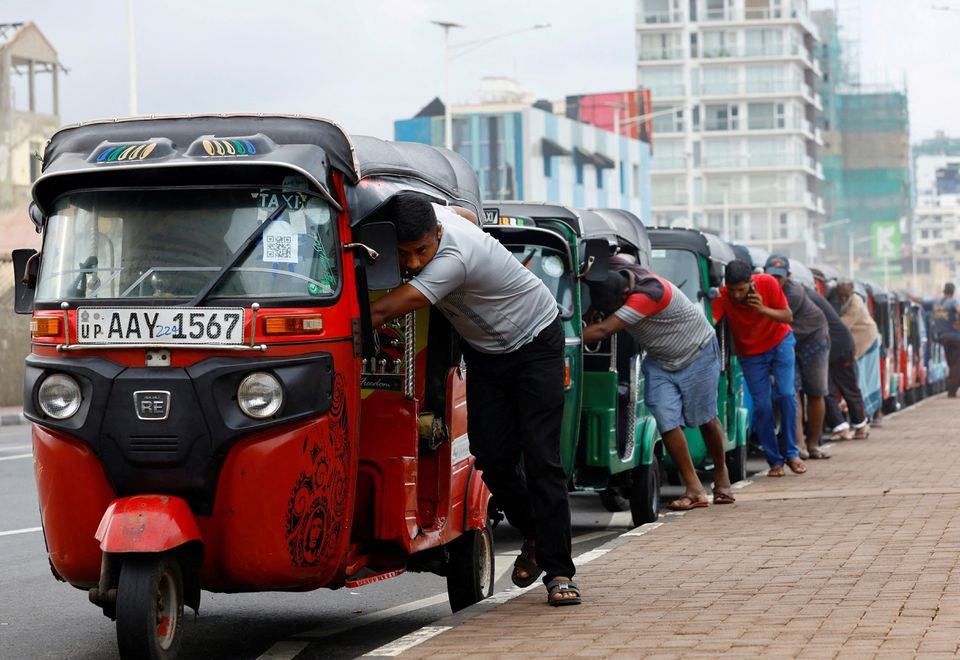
[394,101,653,221]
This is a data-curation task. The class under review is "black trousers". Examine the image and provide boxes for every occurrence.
[462,317,575,582]
[943,338,960,397]
[824,348,867,430]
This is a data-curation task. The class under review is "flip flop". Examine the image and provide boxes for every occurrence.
[788,457,808,474]
[808,447,831,459]
[767,464,785,477]
[667,495,709,511]
[713,490,736,504]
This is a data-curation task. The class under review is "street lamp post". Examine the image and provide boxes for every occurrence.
[432,21,550,151]
[431,20,464,151]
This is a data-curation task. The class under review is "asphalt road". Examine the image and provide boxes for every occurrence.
[0,424,766,660]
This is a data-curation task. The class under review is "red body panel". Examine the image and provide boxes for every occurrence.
[34,427,117,586]
[199,412,358,592]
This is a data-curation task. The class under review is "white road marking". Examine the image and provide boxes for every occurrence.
[0,444,31,451]
[363,626,452,657]
[255,642,309,659]
[622,522,664,537]
[0,453,32,462]
[0,527,42,537]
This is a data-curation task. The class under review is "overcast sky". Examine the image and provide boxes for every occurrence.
[4,0,958,142]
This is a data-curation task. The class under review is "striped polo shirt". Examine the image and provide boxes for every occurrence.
[613,271,715,371]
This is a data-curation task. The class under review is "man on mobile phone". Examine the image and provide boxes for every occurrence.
[714,260,806,477]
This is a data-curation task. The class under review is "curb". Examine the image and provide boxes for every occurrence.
[0,412,26,426]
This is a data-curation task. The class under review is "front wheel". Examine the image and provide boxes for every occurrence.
[115,555,184,660]
[446,522,494,612]
[629,455,661,526]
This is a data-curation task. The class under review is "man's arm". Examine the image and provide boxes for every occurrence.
[583,315,628,345]
[370,284,432,327]
[747,290,793,323]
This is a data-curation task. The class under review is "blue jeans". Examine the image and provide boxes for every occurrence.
[740,332,799,467]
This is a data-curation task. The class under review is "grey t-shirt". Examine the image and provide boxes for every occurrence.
[783,278,828,343]
[408,205,559,354]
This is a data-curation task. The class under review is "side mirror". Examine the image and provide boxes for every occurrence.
[13,248,39,314]
[580,238,610,282]
[707,286,720,300]
[28,202,44,231]
[707,260,724,287]
[351,222,401,290]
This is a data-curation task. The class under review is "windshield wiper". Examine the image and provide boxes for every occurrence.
[185,202,288,307]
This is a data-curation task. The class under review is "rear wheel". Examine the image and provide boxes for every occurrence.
[115,554,184,660]
[629,455,661,526]
[446,522,494,612]
[726,442,748,484]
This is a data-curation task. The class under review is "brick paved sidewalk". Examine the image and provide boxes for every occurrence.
[367,395,960,659]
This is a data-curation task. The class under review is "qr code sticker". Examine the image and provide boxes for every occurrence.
[264,234,298,263]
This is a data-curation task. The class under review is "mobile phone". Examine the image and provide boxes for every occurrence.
[748,282,757,294]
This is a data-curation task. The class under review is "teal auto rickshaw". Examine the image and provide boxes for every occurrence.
[647,228,750,483]
[482,202,663,526]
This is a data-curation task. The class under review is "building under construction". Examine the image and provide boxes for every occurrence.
[0,21,61,406]
[813,9,912,283]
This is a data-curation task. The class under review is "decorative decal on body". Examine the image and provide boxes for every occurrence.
[284,373,349,567]
[201,138,257,156]
[95,142,158,162]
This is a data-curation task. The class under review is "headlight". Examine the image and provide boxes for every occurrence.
[38,373,82,420]
[237,372,283,419]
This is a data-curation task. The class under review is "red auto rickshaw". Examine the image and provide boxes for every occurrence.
[13,115,493,660]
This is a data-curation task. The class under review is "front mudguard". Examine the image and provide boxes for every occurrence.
[95,495,202,553]
[91,494,204,616]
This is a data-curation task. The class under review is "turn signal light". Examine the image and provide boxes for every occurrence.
[30,317,61,337]
[264,316,324,335]
[563,356,572,389]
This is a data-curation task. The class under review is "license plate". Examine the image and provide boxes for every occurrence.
[77,307,245,345]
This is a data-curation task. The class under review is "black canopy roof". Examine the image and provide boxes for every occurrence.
[648,227,737,264]
[486,201,585,237]
[586,208,651,265]
[346,136,483,225]
[32,114,359,214]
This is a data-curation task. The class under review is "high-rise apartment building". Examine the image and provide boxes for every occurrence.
[637,0,824,260]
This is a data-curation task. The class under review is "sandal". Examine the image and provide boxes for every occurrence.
[546,578,582,606]
[828,429,854,441]
[787,457,807,474]
[511,539,543,588]
[808,447,831,459]
[713,490,736,504]
[768,464,785,477]
[667,494,709,511]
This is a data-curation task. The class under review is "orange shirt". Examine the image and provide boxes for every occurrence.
[713,273,791,357]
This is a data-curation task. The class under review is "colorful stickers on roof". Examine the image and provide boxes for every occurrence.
[95,142,159,163]
[201,138,257,156]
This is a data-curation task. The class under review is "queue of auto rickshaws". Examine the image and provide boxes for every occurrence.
[11,117,951,660]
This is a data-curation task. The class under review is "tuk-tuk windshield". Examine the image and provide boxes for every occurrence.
[650,248,702,309]
[505,245,575,319]
[35,187,340,303]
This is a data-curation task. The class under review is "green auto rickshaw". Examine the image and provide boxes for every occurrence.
[482,202,663,526]
[647,228,750,484]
